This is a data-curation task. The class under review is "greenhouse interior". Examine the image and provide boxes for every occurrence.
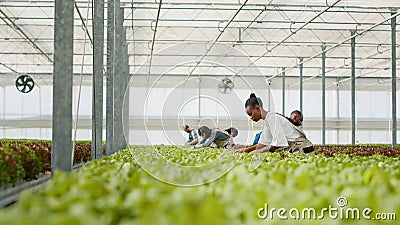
[0,0,399,224]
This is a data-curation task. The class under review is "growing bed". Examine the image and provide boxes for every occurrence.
[0,143,399,225]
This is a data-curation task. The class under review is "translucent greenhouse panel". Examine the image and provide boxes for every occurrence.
[398,91,400,118]
[75,129,91,141]
[270,89,281,113]
[72,86,92,117]
[0,87,4,119]
[129,87,146,117]
[286,90,300,113]
[325,130,338,144]
[303,90,323,118]
[39,86,53,116]
[130,130,150,146]
[3,129,25,139]
[2,86,40,138]
[338,130,351,145]
[306,130,321,145]
[4,86,24,118]
[339,90,351,118]
[358,130,391,144]
[26,128,42,140]
[0,83,96,140]
[37,128,52,140]
[356,90,391,119]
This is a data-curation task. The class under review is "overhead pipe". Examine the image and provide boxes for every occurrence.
[266,11,400,82]
[302,44,400,88]
[147,0,163,76]
[0,8,53,62]
[74,2,94,46]
[325,51,400,88]
[185,0,250,79]
[230,0,342,79]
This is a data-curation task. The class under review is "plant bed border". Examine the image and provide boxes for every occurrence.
[0,162,87,207]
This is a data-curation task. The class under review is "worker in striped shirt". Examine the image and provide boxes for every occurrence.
[183,124,199,146]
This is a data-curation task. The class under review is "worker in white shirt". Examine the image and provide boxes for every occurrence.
[236,93,313,154]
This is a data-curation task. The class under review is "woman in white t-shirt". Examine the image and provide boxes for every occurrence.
[236,93,313,153]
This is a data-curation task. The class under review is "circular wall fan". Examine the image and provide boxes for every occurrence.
[217,78,234,94]
[15,75,35,93]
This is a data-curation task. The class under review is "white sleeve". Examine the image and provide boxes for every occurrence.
[266,114,289,147]
[258,121,272,146]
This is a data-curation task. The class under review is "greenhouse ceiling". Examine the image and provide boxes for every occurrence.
[0,0,400,90]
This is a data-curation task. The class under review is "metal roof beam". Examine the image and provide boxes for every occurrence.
[4,61,400,71]
[0,61,19,73]
[0,0,397,10]
[282,11,400,85]
[0,7,53,62]
[0,72,395,80]
[230,0,342,79]
[1,37,396,48]
[0,52,393,61]
[147,0,162,75]
[74,2,93,46]
[0,23,396,32]
[186,0,251,79]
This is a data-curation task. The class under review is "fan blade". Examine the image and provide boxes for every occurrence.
[16,80,24,86]
[25,77,33,83]
[21,86,27,93]
[26,84,33,90]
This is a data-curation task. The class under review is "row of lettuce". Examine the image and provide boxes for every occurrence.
[0,146,399,225]
[0,139,94,187]
[1,139,400,188]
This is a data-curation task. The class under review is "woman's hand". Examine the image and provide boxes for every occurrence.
[250,148,267,153]
[235,148,246,153]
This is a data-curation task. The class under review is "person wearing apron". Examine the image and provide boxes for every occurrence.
[237,93,314,154]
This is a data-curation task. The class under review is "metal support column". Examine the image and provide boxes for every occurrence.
[391,11,397,148]
[351,30,356,146]
[92,0,104,159]
[321,46,326,146]
[113,2,125,151]
[122,27,130,146]
[52,0,74,172]
[198,77,201,121]
[106,0,115,155]
[299,58,303,113]
[282,67,285,115]
[336,78,340,144]
[267,80,271,111]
